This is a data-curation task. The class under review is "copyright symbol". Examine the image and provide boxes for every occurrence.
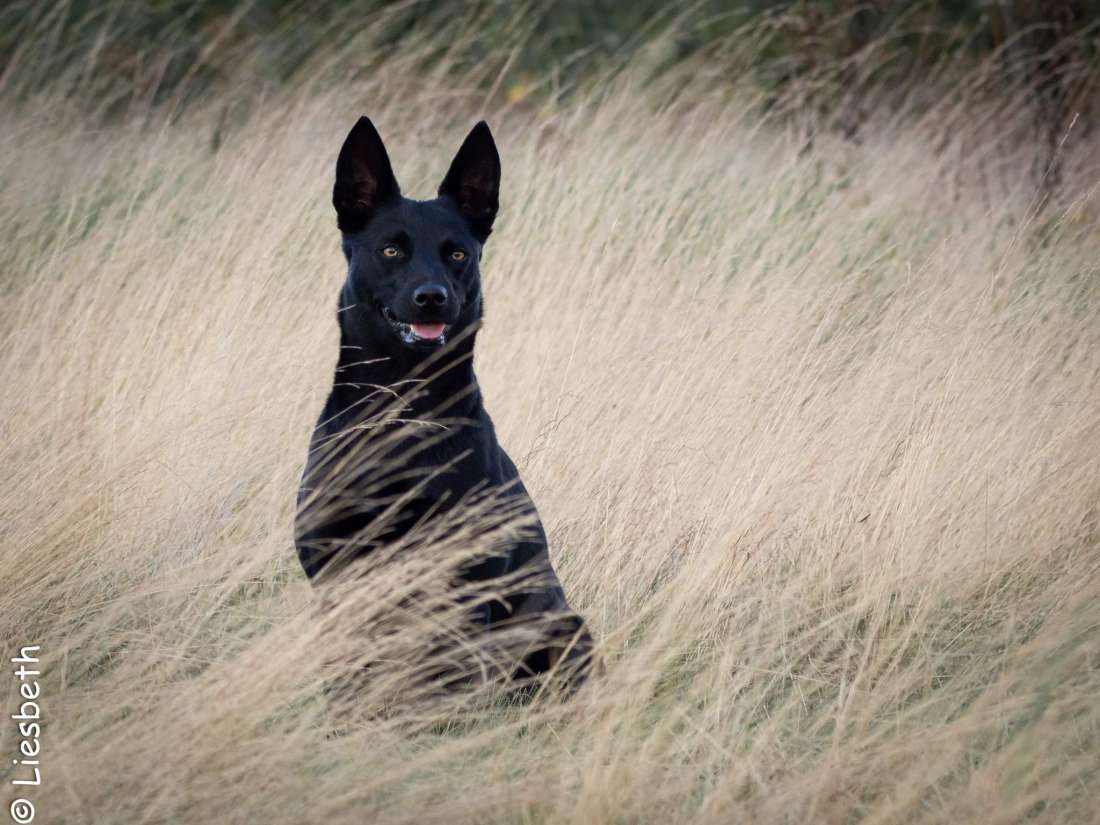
[10,798,35,824]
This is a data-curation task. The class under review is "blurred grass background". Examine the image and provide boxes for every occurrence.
[4,1,1097,200]
[4,2,1098,112]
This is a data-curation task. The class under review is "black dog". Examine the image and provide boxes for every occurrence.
[295,117,593,692]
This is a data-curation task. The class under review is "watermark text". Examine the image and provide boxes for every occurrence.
[9,645,41,824]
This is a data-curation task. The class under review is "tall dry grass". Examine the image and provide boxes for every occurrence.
[2,17,1100,825]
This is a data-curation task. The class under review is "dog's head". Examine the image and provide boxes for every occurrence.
[332,117,499,352]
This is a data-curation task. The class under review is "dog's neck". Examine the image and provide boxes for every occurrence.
[326,306,483,427]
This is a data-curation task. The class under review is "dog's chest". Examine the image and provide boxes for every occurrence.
[368,420,498,499]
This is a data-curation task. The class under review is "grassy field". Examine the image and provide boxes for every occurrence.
[2,11,1100,825]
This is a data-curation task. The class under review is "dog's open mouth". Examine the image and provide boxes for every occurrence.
[381,305,449,346]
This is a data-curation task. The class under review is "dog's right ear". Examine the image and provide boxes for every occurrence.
[332,117,400,233]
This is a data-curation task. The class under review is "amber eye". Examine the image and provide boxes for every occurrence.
[381,245,401,258]
[450,249,467,262]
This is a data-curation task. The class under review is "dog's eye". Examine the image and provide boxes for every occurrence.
[381,245,402,258]
[449,249,467,262]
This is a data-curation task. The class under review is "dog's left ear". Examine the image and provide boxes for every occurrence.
[438,121,500,242]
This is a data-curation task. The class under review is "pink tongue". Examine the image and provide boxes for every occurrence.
[410,323,445,340]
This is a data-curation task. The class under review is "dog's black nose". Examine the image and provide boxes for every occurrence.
[413,283,449,308]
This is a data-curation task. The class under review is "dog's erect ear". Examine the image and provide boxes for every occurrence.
[333,117,400,233]
[438,121,500,242]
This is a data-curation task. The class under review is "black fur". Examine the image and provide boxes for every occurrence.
[296,117,593,691]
